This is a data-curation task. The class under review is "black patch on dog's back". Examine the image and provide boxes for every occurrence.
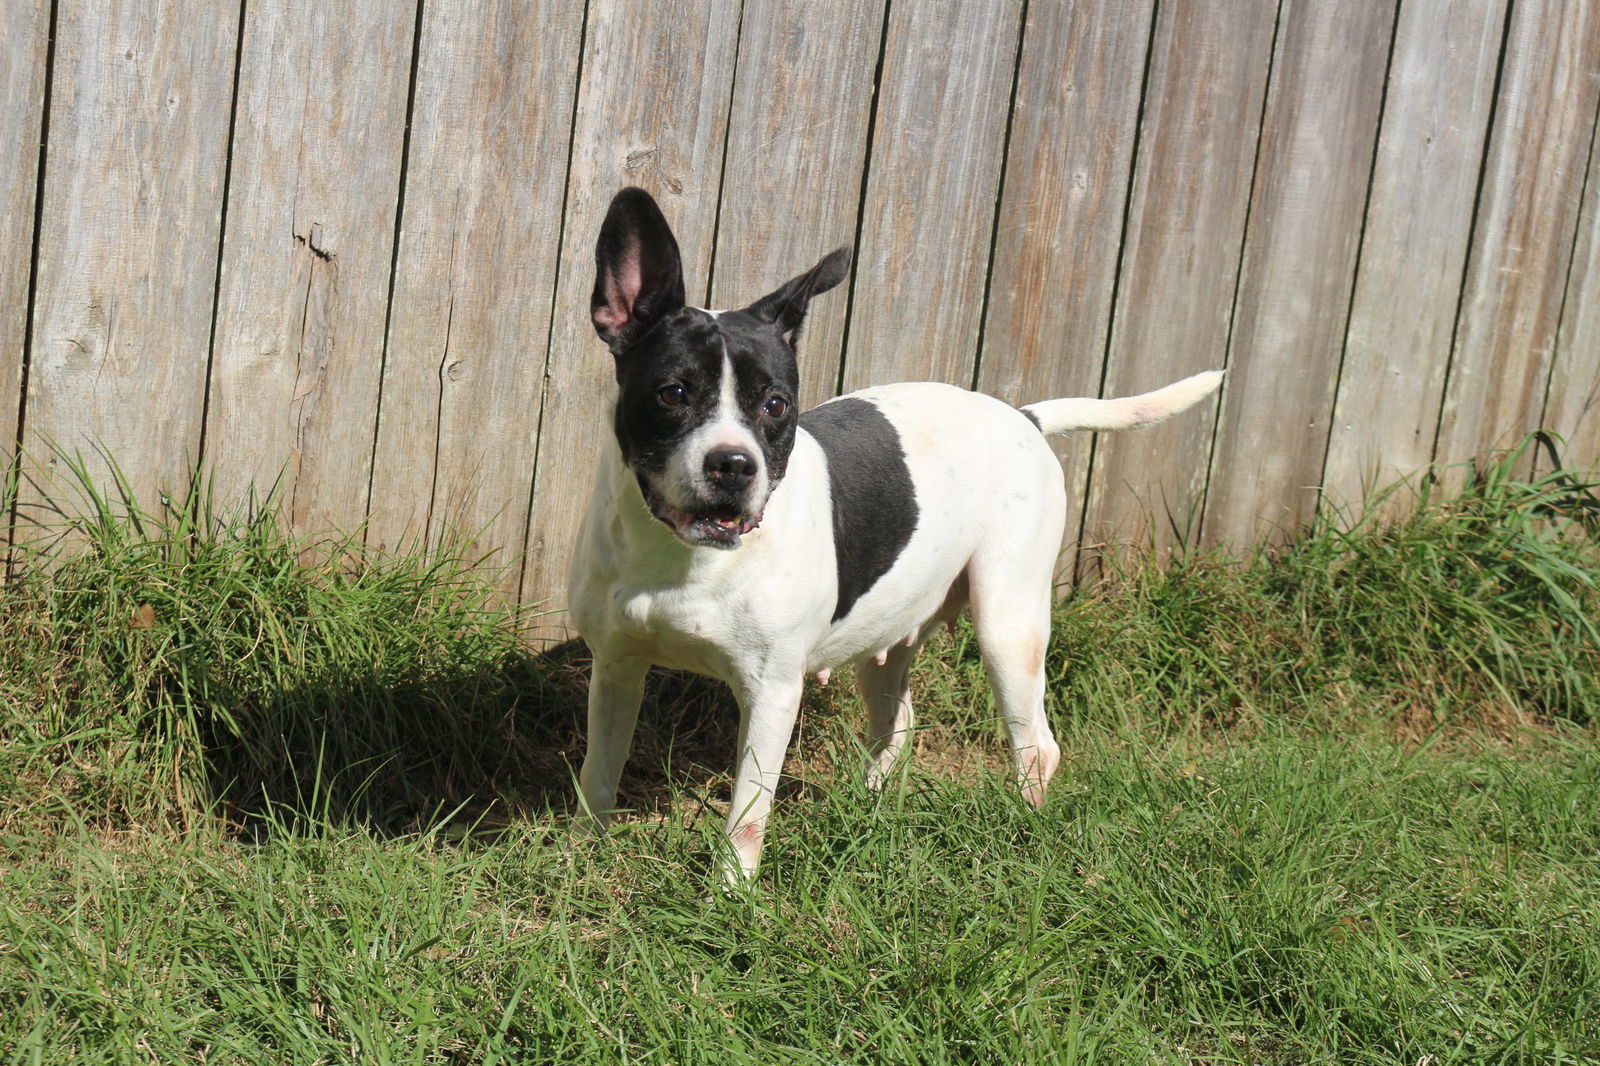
[801,398,918,622]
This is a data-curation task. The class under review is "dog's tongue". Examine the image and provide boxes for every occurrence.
[658,501,762,541]
[706,513,761,534]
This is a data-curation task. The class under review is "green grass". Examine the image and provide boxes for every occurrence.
[2,444,1598,1063]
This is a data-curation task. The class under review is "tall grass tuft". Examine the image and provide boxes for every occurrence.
[1019,441,1600,741]
[1,450,581,834]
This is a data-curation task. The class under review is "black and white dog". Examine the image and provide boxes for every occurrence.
[570,187,1221,881]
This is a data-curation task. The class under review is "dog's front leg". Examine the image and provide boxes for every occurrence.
[577,654,650,828]
[722,674,804,883]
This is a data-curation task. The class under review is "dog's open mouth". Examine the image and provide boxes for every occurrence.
[638,478,762,549]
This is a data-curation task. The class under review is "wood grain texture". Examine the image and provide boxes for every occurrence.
[1322,0,1508,516]
[1541,94,1600,471]
[1200,0,1395,550]
[1433,0,1600,477]
[838,0,1024,392]
[0,0,49,477]
[708,0,886,412]
[364,0,584,594]
[20,0,237,518]
[205,1,414,535]
[1078,0,1278,568]
[517,0,741,624]
[975,0,1154,572]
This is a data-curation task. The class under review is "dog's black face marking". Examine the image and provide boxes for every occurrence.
[610,307,802,547]
[611,308,743,479]
[801,398,919,622]
[593,187,850,550]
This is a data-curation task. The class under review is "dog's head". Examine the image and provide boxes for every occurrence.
[592,187,849,550]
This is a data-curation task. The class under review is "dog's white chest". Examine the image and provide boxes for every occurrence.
[578,568,751,677]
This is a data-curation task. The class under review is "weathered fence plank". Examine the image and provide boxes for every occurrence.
[838,0,1024,392]
[1433,0,1600,477]
[1078,0,1278,569]
[1542,98,1600,471]
[205,1,415,535]
[517,0,742,619]
[21,0,237,516]
[1322,0,1508,517]
[1201,0,1395,549]
[0,1,49,485]
[974,0,1154,570]
[708,0,886,412]
[364,0,585,593]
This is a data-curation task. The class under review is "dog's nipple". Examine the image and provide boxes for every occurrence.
[814,668,831,686]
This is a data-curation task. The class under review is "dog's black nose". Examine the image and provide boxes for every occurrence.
[704,448,758,490]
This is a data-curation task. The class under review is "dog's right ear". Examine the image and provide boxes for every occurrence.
[744,246,851,345]
[591,187,686,354]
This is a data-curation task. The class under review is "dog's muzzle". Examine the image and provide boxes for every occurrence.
[636,472,765,549]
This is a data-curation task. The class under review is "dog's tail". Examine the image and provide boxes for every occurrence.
[1020,370,1223,436]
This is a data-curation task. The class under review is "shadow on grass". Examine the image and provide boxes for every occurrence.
[0,445,767,839]
[196,639,752,839]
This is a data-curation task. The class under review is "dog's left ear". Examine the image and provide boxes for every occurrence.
[745,247,852,345]
[592,187,687,354]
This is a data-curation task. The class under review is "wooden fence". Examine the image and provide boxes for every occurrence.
[4,0,1599,627]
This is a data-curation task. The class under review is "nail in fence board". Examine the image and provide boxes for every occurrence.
[839,0,1024,393]
[1,2,48,485]
[1433,0,1600,479]
[205,1,415,536]
[1201,0,1395,550]
[974,0,1154,571]
[1079,0,1278,570]
[364,0,585,596]
[1322,0,1508,518]
[517,0,741,626]
[1543,97,1600,471]
[708,0,886,413]
[20,1,238,519]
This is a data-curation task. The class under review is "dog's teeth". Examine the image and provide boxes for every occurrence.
[815,668,831,686]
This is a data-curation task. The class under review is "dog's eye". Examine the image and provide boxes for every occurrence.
[658,384,687,407]
[763,396,789,419]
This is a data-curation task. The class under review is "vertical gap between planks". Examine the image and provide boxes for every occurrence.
[704,0,748,307]
[1192,0,1286,553]
[8,0,60,556]
[835,0,895,400]
[970,0,1031,392]
[1313,0,1405,523]
[364,0,429,541]
[423,263,455,548]
[516,0,591,602]
[1070,0,1160,587]
[196,0,250,487]
[1535,68,1600,463]
[1428,0,1518,468]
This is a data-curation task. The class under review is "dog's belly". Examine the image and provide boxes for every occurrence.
[805,563,967,671]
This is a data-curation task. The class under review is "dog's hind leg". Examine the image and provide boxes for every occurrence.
[968,567,1060,807]
[577,655,651,828]
[855,639,923,791]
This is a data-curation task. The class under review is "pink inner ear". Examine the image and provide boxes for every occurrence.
[594,238,643,335]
